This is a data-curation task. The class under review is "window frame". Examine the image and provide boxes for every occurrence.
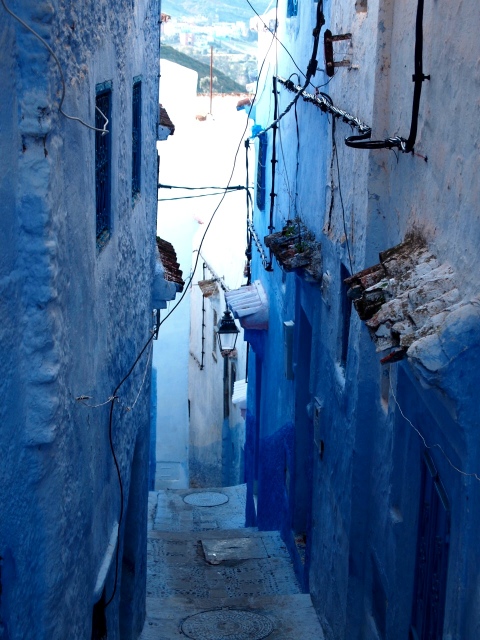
[287,0,298,17]
[131,77,142,201]
[256,132,268,211]
[95,81,113,248]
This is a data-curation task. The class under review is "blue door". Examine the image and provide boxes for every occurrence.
[410,452,450,640]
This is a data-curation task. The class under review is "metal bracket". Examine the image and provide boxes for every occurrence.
[324,29,352,77]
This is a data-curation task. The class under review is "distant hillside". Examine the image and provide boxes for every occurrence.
[161,0,271,23]
[160,45,246,94]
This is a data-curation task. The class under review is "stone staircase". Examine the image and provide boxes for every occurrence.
[140,485,324,639]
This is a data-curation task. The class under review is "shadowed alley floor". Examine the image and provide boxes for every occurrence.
[140,484,324,639]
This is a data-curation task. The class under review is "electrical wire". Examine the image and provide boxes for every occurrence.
[277,76,371,136]
[76,395,116,408]
[390,374,480,483]
[77,330,157,608]
[346,0,428,152]
[278,123,293,221]
[158,191,238,202]
[259,2,325,137]
[276,0,428,153]
[1,0,109,134]
[159,184,247,191]
[157,4,278,328]
[125,341,153,412]
[332,119,353,273]
[293,98,300,219]
[244,0,306,81]
[105,331,155,607]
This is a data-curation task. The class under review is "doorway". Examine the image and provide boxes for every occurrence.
[292,307,313,573]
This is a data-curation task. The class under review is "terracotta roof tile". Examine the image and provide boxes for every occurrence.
[156,237,184,291]
[198,279,219,298]
[347,234,461,362]
[159,105,175,135]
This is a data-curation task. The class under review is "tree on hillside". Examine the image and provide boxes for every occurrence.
[199,76,218,93]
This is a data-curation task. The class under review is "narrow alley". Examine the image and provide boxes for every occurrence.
[140,485,324,639]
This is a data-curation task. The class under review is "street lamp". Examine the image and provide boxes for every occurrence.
[216,309,239,356]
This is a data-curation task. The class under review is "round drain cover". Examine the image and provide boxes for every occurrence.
[183,492,229,507]
[181,609,273,640]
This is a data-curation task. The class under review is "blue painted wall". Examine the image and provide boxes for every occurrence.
[0,1,160,638]
[246,1,480,638]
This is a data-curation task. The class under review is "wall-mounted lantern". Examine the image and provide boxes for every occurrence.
[216,309,239,356]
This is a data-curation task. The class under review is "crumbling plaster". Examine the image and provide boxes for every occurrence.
[247,0,480,638]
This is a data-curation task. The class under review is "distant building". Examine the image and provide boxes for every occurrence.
[246,1,480,639]
[0,1,168,637]
[188,255,247,488]
[179,32,195,47]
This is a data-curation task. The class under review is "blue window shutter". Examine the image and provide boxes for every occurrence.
[95,85,112,244]
[287,0,298,17]
[256,132,267,211]
[132,79,142,199]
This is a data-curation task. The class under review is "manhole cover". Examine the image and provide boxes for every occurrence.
[181,609,273,640]
[183,492,229,507]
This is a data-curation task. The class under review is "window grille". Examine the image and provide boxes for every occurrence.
[256,132,267,211]
[132,79,142,199]
[212,309,218,355]
[95,84,112,244]
[287,0,298,17]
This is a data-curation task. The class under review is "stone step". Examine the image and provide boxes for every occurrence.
[146,529,300,601]
[148,526,262,540]
[139,593,325,639]
[153,485,248,533]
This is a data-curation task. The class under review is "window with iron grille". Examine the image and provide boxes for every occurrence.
[287,0,298,17]
[132,78,142,200]
[256,132,267,211]
[95,82,112,245]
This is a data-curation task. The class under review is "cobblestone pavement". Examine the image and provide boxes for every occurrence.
[140,485,324,639]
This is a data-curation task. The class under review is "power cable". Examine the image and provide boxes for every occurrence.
[260,1,325,137]
[293,98,300,220]
[346,0,428,152]
[104,331,155,607]
[332,119,353,273]
[277,122,293,221]
[157,2,278,328]
[244,0,306,81]
[159,184,247,191]
[277,76,371,136]
[158,191,240,202]
[276,0,428,153]
[1,0,109,134]
[390,373,480,483]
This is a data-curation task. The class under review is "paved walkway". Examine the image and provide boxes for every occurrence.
[140,485,324,639]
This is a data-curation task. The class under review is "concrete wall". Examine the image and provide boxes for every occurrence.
[247,1,480,638]
[0,1,159,638]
